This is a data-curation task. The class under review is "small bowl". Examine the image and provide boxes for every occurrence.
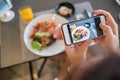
[55,2,75,18]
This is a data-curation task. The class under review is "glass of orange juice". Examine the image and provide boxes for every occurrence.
[19,6,33,23]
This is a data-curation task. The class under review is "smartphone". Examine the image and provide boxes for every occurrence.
[62,15,106,45]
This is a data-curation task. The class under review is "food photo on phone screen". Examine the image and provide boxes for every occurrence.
[68,17,103,43]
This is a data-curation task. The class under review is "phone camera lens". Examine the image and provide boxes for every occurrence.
[84,23,90,28]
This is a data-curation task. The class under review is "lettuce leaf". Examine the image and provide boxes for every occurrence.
[32,41,43,51]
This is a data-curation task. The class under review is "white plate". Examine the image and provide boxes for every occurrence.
[24,13,68,57]
[72,26,90,43]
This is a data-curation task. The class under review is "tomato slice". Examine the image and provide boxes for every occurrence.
[41,37,47,42]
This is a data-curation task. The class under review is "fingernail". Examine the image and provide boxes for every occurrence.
[99,23,102,26]
[100,23,105,27]
[93,10,98,16]
[93,14,97,16]
[58,24,61,27]
[100,23,102,25]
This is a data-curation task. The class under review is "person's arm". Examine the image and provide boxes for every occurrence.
[53,24,94,80]
[58,40,93,80]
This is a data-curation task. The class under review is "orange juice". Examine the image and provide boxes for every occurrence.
[71,24,77,30]
[19,6,33,22]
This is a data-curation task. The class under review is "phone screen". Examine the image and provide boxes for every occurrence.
[67,16,103,43]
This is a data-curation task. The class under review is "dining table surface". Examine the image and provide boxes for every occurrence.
[0,0,120,68]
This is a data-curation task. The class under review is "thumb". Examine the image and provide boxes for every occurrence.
[53,24,63,39]
[99,23,113,36]
[81,39,94,48]
[77,40,93,59]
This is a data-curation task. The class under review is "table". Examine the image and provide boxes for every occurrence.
[0,0,120,79]
[19,2,93,78]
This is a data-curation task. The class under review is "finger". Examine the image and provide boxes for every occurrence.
[53,24,63,39]
[94,10,118,35]
[65,45,71,53]
[57,24,64,39]
[94,38,103,44]
[73,42,82,47]
[65,40,93,52]
[94,39,100,44]
[80,39,94,49]
[74,39,93,48]
[94,10,116,25]
[99,23,113,36]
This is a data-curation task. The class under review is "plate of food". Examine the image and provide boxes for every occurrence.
[24,13,68,56]
[72,26,90,43]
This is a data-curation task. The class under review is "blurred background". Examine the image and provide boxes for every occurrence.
[0,0,120,80]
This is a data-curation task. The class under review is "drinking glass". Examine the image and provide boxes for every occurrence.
[19,6,33,23]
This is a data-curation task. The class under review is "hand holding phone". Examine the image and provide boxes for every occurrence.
[62,15,106,45]
[93,10,119,53]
